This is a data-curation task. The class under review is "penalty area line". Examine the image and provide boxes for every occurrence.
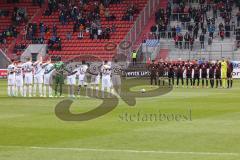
[0,145,239,156]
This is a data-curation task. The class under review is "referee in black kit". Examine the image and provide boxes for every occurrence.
[148,60,158,85]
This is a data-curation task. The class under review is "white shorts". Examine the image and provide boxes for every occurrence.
[91,75,100,85]
[102,76,112,89]
[15,76,24,87]
[24,74,33,85]
[34,75,43,84]
[44,75,52,85]
[8,75,15,86]
[112,75,121,86]
[78,74,87,86]
[67,77,76,85]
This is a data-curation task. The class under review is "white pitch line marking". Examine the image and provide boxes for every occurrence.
[0,145,238,156]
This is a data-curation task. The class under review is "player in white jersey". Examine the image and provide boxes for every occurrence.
[15,61,24,97]
[7,60,16,97]
[111,59,122,95]
[77,61,89,97]
[66,63,78,98]
[43,58,54,97]
[33,57,44,97]
[22,57,34,97]
[89,62,101,97]
[101,61,112,98]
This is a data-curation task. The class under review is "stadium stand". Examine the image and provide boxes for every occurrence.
[0,0,43,58]
[147,0,240,61]
[3,0,149,61]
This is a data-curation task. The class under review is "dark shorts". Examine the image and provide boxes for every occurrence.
[202,74,207,78]
[227,72,232,78]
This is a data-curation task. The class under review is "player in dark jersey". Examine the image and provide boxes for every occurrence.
[200,63,208,88]
[163,63,169,86]
[148,60,158,85]
[208,64,215,88]
[157,62,165,86]
[227,60,233,88]
[168,64,175,87]
[215,63,222,88]
[193,65,200,88]
[176,64,184,87]
[185,64,193,88]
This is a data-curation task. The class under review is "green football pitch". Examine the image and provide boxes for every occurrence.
[0,79,239,160]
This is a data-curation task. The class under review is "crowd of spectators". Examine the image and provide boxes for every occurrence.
[122,3,139,21]
[151,0,240,50]
[43,0,124,41]
[14,0,138,52]
[12,7,28,25]
[0,9,10,17]
[0,26,18,44]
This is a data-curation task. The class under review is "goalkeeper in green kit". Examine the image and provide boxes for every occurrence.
[46,57,68,97]
[220,58,228,88]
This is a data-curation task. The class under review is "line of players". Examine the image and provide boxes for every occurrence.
[148,59,233,88]
[7,57,122,98]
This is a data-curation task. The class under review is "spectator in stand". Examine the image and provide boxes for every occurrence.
[237,11,240,26]
[176,25,181,35]
[45,30,51,40]
[208,24,215,39]
[97,27,102,39]
[190,35,194,51]
[39,22,45,38]
[66,32,72,40]
[184,32,190,49]
[174,34,178,48]
[59,11,66,25]
[21,26,27,40]
[53,23,57,37]
[225,22,231,38]
[111,24,116,33]
[105,8,110,21]
[178,33,183,49]
[199,33,205,49]
[193,24,199,39]
[151,25,158,39]
[220,30,224,40]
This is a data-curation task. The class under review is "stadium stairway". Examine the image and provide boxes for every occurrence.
[135,0,169,61]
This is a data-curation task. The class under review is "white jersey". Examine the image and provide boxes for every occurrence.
[15,66,23,78]
[22,61,33,76]
[77,65,88,85]
[101,64,111,77]
[15,66,24,87]
[7,64,16,86]
[34,62,44,77]
[78,65,88,75]
[101,64,112,88]
[7,64,16,78]
[111,63,122,75]
[44,63,54,77]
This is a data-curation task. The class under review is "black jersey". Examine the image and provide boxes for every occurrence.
[176,65,184,77]
[148,63,158,76]
[209,66,215,79]
[157,63,165,77]
[215,66,221,79]
[201,65,208,78]
[168,65,174,77]
[186,66,192,78]
[227,62,233,78]
[194,66,200,78]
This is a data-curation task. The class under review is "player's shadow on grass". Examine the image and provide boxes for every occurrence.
[55,78,173,122]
